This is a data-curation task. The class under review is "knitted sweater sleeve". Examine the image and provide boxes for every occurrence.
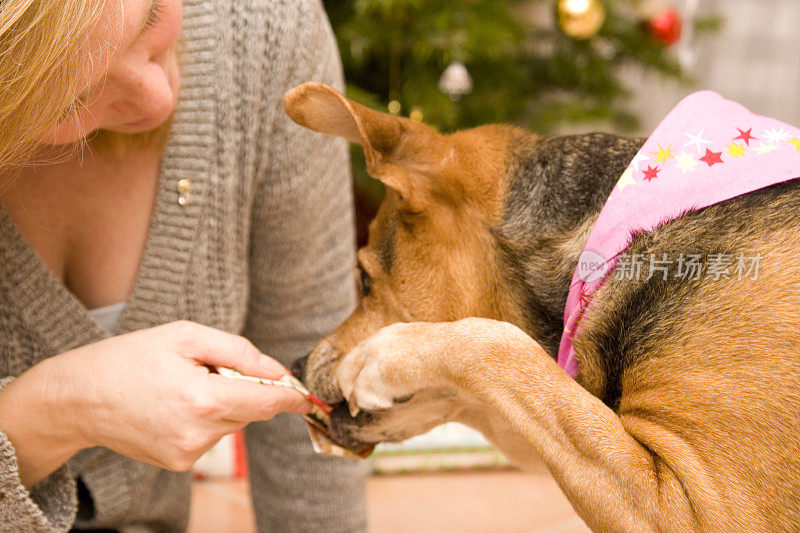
[241,1,368,531]
[0,377,78,532]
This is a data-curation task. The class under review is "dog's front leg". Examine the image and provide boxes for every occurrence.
[337,318,710,533]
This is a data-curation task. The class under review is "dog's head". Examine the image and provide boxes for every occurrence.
[285,82,641,445]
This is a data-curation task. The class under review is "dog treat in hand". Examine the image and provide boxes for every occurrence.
[216,367,374,458]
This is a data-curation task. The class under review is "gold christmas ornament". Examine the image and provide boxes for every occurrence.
[557,0,606,40]
[409,107,423,122]
[388,100,402,115]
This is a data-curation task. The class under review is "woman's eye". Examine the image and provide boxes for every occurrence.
[359,267,371,298]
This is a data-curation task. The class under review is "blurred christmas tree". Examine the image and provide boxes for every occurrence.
[321,0,721,243]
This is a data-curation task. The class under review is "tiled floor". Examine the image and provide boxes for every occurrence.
[188,469,590,533]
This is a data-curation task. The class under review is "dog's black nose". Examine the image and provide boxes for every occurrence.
[291,354,309,380]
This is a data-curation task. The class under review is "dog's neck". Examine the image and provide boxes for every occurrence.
[497,214,598,359]
[496,133,644,358]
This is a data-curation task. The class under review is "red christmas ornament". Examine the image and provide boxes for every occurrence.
[649,8,682,46]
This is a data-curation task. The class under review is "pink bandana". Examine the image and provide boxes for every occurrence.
[558,91,800,378]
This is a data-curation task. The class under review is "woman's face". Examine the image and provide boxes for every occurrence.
[49,0,183,144]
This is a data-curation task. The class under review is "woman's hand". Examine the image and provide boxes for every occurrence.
[0,321,311,488]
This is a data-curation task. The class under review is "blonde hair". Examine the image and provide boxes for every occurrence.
[0,0,106,169]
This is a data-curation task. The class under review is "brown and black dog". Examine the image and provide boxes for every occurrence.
[286,82,800,531]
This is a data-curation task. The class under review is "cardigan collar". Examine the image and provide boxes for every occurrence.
[0,0,217,358]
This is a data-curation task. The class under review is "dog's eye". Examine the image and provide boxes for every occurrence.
[359,267,371,298]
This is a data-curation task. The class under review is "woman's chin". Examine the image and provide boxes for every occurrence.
[45,107,177,147]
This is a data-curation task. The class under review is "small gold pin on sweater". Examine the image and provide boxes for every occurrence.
[177,178,191,205]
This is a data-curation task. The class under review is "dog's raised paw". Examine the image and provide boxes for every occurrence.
[335,323,436,417]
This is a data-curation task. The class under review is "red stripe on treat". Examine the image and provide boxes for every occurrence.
[308,393,333,415]
[234,430,248,478]
[358,445,376,458]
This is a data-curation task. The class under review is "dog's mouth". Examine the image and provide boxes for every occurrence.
[327,398,440,451]
[295,341,348,405]
[295,340,424,451]
[292,349,383,454]
[327,402,383,450]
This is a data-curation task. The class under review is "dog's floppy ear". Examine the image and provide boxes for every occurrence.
[284,82,445,211]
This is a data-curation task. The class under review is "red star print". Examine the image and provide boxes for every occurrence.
[577,287,592,307]
[699,148,723,167]
[733,127,757,146]
[642,165,660,182]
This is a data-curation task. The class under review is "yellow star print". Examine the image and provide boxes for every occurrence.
[789,138,800,151]
[651,144,676,165]
[726,142,746,158]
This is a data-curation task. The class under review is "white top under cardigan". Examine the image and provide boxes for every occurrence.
[88,302,126,334]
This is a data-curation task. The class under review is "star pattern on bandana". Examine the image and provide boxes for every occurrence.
[725,142,746,158]
[618,120,800,193]
[733,127,757,146]
[674,151,697,173]
[629,153,648,172]
[616,168,636,191]
[577,287,592,307]
[699,148,724,167]
[650,144,676,165]
[754,142,779,155]
[684,130,712,154]
[764,127,791,144]
[642,165,661,181]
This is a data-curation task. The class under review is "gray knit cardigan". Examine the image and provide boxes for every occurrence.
[0,0,367,531]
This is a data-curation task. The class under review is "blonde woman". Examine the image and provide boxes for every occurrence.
[0,0,365,531]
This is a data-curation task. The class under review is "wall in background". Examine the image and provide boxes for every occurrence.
[630,0,800,134]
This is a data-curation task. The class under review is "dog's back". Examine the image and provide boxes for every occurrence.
[576,178,800,527]
[501,133,800,527]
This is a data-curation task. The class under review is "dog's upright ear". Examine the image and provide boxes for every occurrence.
[284,82,450,213]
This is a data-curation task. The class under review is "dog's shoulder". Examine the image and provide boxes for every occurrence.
[575,178,800,408]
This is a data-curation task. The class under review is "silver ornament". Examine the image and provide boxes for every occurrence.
[438,61,473,100]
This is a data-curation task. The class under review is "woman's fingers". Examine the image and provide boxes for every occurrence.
[34,321,313,477]
[209,374,313,421]
[165,321,290,379]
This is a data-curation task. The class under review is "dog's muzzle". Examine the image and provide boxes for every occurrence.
[291,354,309,381]
[291,340,345,405]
